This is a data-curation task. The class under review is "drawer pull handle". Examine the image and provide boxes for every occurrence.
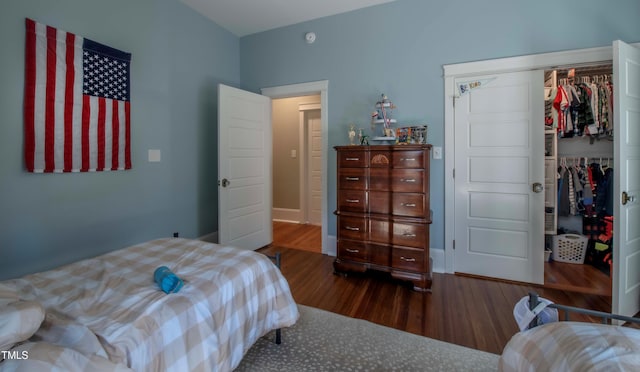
[345,157,360,161]
[402,233,417,237]
[400,256,416,262]
[346,248,360,253]
[345,177,360,181]
[401,178,416,183]
[401,203,416,207]
[345,226,360,231]
[346,199,360,203]
[400,158,416,161]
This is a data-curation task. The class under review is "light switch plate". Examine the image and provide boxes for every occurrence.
[433,147,442,159]
[148,149,161,162]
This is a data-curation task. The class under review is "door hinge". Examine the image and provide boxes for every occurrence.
[453,240,455,250]
[453,168,455,178]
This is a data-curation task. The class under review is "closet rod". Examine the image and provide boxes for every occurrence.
[559,155,613,160]
[559,157,614,167]
[555,65,612,78]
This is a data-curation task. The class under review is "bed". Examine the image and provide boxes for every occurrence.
[0,238,299,371]
[499,292,640,371]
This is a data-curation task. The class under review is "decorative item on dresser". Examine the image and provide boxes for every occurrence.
[333,144,432,291]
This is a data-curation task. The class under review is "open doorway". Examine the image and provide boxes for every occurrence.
[261,80,330,256]
[271,96,320,223]
[271,95,322,253]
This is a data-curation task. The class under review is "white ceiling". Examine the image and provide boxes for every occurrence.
[180,0,396,37]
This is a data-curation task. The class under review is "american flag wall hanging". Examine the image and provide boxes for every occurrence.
[24,18,132,173]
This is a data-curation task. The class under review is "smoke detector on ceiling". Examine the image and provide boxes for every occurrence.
[305,32,316,44]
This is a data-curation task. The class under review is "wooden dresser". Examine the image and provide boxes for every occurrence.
[333,144,432,291]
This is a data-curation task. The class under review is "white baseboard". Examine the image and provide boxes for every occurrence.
[272,219,303,224]
[430,248,445,274]
[272,208,302,223]
[325,234,337,256]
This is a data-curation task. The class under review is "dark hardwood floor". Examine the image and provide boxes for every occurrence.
[272,221,321,253]
[272,221,612,296]
[259,244,617,355]
[544,260,611,296]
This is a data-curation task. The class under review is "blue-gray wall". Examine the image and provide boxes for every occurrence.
[2,0,639,280]
[0,0,239,279]
[240,0,640,253]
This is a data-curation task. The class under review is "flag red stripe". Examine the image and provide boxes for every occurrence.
[97,98,106,171]
[44,25,57,172]
[111,100,119,170]
[24,19,36,172]
[64,32,75,172]
[125,101,131,169]
[81,95,90,171]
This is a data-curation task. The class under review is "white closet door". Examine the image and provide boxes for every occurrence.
[454,70,545,284]
[612,40,640,318]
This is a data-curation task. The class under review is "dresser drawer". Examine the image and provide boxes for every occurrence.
[369,168,390,191]
[368,191,390,215]
[391,247,426,272]
[392,193,425,217]
[391,169,424,193]
[338,216,367,240]
[369,243,391,267]
[392,222,427,248]
[369,218,391,244]
[338,240,368,262]
[393,151,424,169]
[339,168,367,190]
[339,190,367,212]
[339,151,368,168]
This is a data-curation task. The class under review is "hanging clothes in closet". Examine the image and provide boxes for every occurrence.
[550,74,614,139]
[557,158,613,217]
[557,157,614,273]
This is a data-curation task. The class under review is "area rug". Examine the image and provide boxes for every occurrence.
[235,305,499,371]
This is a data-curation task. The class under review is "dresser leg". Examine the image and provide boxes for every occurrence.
[333,258,367,275]
[411,279,433,292]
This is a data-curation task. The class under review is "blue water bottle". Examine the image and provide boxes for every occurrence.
[154,266,184,294]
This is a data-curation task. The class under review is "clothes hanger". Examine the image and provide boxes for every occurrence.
[599,157,604,173]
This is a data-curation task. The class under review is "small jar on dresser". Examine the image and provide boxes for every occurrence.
[333,144,432,291]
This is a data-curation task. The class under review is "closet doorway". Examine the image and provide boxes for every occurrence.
[542,65,614,297]
[444,41,640,318]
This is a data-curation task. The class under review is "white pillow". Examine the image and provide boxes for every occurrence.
[0,283,45,356]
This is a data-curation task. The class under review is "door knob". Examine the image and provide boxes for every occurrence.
[622,191,636,205]
[532,182,544,193]
[220,178,230,187]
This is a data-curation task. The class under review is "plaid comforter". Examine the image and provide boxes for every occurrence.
[499,321,640,371]
[3,238,299,371]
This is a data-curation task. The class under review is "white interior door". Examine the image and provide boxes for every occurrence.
[612,40,640,318]
[454,70,545,284]
[218,84,272,249]
[306,109,322,225]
